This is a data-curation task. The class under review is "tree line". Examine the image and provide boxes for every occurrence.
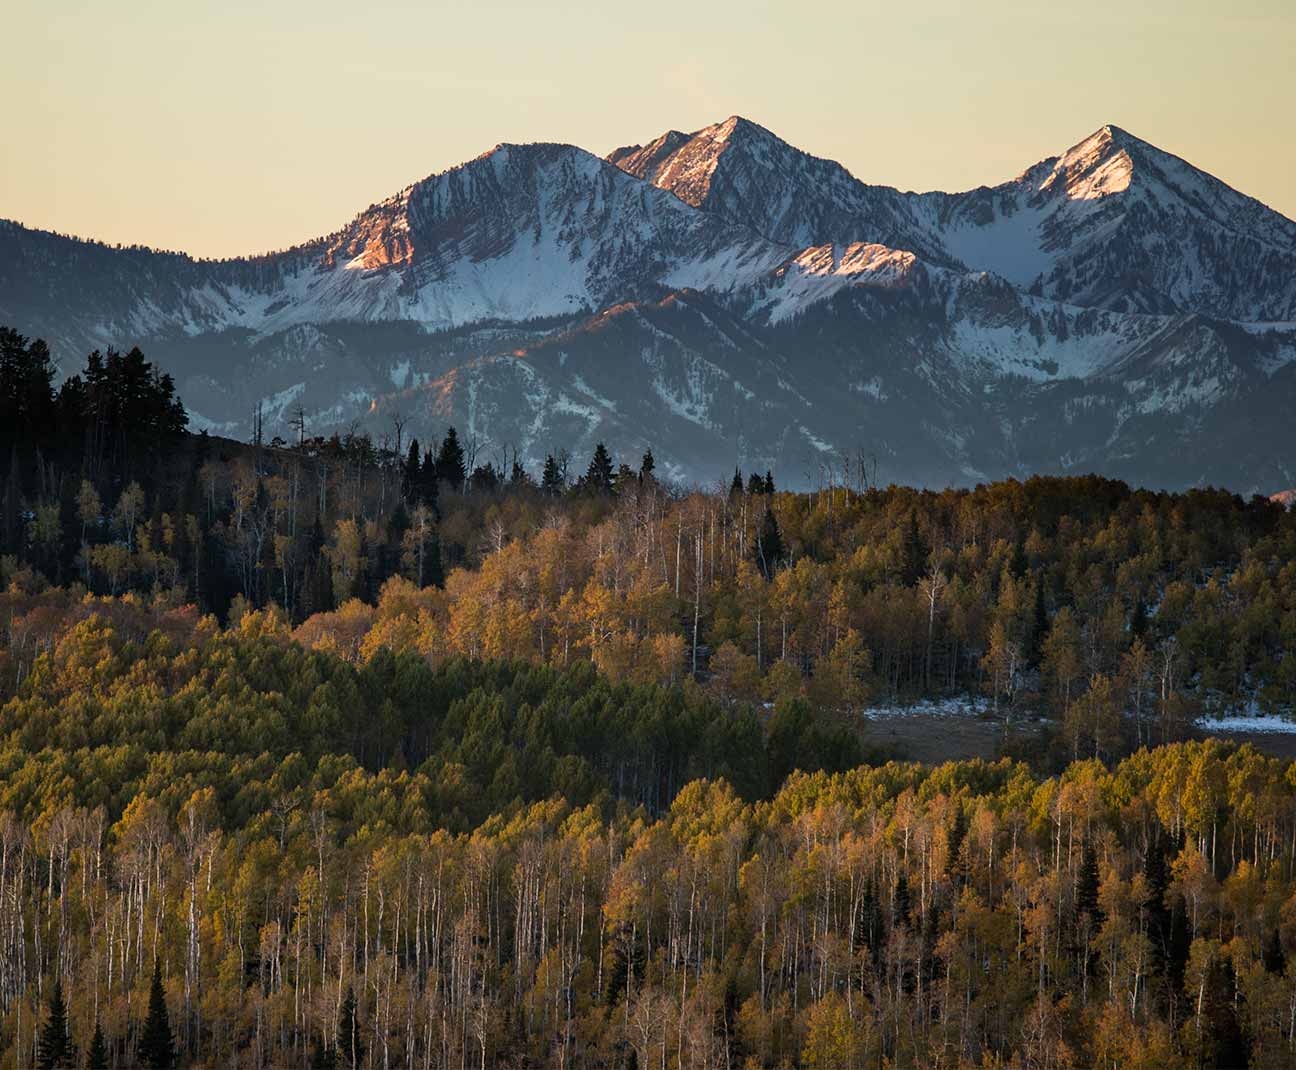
[3,329,1294,776]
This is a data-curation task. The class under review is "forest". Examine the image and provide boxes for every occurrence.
[1,326,1294,1067]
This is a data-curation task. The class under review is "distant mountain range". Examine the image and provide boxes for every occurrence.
[3,117,1294,490]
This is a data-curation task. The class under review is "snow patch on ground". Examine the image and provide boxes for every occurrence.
[859,697,992,721]
[1198,714,1296,735]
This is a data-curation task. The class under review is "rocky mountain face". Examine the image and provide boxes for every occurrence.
[2,119,1293,491]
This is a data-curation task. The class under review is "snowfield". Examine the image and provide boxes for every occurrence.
[1197,714,1296,735]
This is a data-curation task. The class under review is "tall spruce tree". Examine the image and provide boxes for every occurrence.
[435,428,467,492]
[36,978,73,1069]
[1075,840,1101,923]
[87,1022,109,1070]
[755,507,785,580]
[338,985,365,1069]
[541,453,565,495]
[583,443,615,495]
[139,959,175,1069]
[1201,957,1249,1069]
[403,438,421,499]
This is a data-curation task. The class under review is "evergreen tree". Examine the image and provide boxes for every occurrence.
[435,427,467,492]
[509,457,532,488]
[746,471,764,495]
[1076,840,1101,924]
[403,438,422,499]
[613,463,637,497]
[1200,957,1249,1069]
[36,978,73,1069]
[754,506,785,580]
[1144,833,1171,978]
[0,327,57,463]
[583,443,615,495]
[1262,927,1286,975]
[87,1022,109,1070]
[1130,594,1149,640]
[139,959,175,1070]
[338,985,365,1069]
[1008,538,1029,579]
[639,449,655,483]
[1026,580,1048,666]
[730,468,744,497]
[469,462,501,494]
[763,470,775,495]
[946,805,968,884]
[900,510,927,586]
[894,872,912,930]
[541,453,565,495]
[310,1037,338,1070]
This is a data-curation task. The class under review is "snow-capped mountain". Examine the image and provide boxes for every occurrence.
[2,119,1294,491]
[613,118,1296,323]
[608,116,952,265]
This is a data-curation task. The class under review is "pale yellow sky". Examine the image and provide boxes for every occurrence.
[5,0,1294,259]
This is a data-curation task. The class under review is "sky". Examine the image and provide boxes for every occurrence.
[5,0,1294,259]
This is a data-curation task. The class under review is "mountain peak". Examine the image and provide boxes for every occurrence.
[713,114,767,139]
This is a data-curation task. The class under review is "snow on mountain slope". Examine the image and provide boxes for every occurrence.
[4,118,1296,492]
[1,143,794,353]
[609,117,952,265]
[614,119,1296,324]
[916,125,1296,321]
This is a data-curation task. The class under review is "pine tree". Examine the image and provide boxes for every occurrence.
[435,427,467,492]
[403,438,421,499]
[310,1036,338,1070]
[612,463,637,498]
[338,985,365,1069]
[1076,840,1101,923]
[1008,538,1028,579]
[1262,927,1286,974]
[899,511,927,586]
[763,470,775,495]
[36,978,73,1069]
[139,959,175,1070]
[541,453,564,495]
[730,468,744,497]
[509,458,532,487]
[946,805,968,884]
[1130,594,1149,640]
[894,872,912,931]
[755,507,785,581]
[583,443,615,495]
[1201,957,1249,1069]
[1144,833,1171,978]
[87,1022,109,1070]
[639,449,655,483]
[746,471,764,495]
[1026,580,1048,665]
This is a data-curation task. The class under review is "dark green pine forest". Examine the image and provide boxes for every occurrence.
[1,326,1295,1067]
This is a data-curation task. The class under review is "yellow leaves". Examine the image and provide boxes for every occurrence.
[360,613,422,661]
[293,599,375,662]
[708,641,761,704]
[801,992,870,1070]
[326,518,364,599]
[237,605,291,642]
[807,628,872,711]
[645,632,686,687]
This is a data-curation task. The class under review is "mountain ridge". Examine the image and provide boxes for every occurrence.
[2,118,1293,492]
